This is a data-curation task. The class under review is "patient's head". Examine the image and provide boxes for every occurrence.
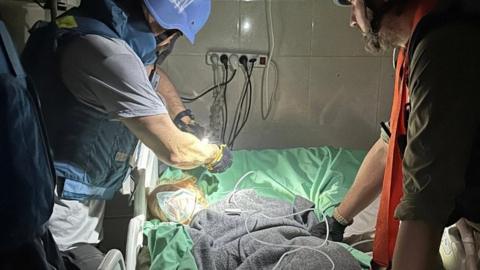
[147,176,208,224]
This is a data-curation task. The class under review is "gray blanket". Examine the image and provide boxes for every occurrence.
[187,189,361,270]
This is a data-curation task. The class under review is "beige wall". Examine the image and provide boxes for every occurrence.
[0,0,395,150]
[162,0,395,150]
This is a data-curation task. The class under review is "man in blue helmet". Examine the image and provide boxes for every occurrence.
[21,0,232,268]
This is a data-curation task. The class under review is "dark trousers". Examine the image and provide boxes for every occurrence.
[0,229,66,270]
[61,244,105,270]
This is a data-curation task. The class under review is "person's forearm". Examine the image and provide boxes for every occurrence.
[151,66,187,117]
[336,138,387,221]
[392,220,443,270]
[121,114,218,170]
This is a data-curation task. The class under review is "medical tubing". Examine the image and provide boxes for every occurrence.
[228,171,335,269]
[244,209,334,270]
[181,70,237,102]
[349,239,374,248]
[227,170,256,207]
[273,247,335,270]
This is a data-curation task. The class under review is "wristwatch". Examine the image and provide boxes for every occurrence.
[333,208,353,226]
[173,109,194,130]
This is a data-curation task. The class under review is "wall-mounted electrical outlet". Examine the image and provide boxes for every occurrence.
[206,51,269,68]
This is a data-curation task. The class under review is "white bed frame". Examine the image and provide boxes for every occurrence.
[125,144,159,270]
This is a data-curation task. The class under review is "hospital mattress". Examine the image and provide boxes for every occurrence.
[126,146,372,270]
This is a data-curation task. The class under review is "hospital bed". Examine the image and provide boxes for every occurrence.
[125,143,159,270]
[125,144,379,270]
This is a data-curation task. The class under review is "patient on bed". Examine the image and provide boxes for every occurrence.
[143,188,362,270]
[147,176,208,224]
[142,146,371,269]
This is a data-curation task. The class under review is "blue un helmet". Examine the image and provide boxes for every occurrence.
[142,0,211,44]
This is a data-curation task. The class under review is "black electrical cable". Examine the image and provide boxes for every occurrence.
[228,56,251,144]
[227,78,248,146]
[229,70,252,147]
[181,69,237,103]
[227,59,255,148]
[221,68,229,144]
[242,61,254,127]
[217,68,226,144]
[231,63,254,146]
[227,60,248,146]
[219,55,229,144]
[237,63,254,135]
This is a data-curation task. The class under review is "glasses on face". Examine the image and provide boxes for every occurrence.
[155,29,182,45]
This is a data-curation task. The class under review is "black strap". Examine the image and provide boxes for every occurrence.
[155,29,180,44]
[148,31,180,88]
[380,121,391,138]
[148,66,160,89]
[173,109,194,129]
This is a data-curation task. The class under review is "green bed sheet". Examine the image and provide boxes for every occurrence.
[144,146,371,269]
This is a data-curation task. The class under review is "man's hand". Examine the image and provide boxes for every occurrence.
[122,114,222,170]
[205,145,233,173]
[310,215,348,242]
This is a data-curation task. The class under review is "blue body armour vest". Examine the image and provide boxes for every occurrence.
[21,0,157,200]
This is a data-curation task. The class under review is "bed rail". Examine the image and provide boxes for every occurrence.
[125,143,158,270]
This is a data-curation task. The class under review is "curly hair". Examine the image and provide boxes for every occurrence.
[147,176,208,224]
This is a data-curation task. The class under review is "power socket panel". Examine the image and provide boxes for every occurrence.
[206,51,268,68]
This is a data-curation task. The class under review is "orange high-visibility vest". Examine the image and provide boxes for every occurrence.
[372,1,438,267]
